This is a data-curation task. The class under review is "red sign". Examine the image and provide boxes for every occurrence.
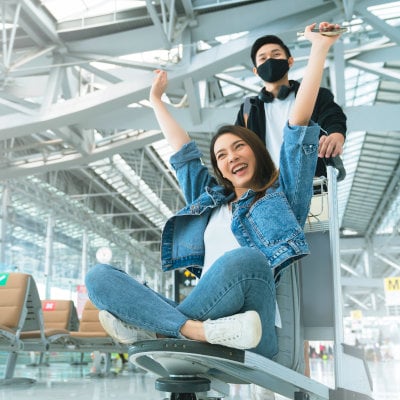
[42,300,56,311]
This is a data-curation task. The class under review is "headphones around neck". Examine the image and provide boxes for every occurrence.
[258,82,295,103]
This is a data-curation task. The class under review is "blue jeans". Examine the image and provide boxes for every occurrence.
[85,247,278,359]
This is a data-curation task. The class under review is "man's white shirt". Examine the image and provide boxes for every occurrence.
[264,91,295,167]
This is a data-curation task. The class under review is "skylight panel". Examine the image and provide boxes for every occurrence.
[377,193,400,234]
[40,0,146,22]
[368,1,400,22]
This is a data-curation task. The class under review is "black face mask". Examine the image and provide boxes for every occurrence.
[256,58,289,83]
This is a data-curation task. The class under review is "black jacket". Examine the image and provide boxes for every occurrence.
[235,80,347,177]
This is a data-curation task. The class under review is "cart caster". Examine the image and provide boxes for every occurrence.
[163,394,223,400]
[168,394,197,400]
[156,376,211,400]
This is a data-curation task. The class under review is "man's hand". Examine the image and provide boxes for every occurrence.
[318,133,344,158]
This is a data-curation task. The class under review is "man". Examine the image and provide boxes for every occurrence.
[237,32,347,400]
[235,34,347,177]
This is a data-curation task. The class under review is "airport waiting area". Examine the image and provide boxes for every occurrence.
[1,1,400,400]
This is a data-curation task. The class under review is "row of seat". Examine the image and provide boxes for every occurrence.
[0,272,129,385]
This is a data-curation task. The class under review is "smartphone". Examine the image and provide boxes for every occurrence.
[297,27,348,37]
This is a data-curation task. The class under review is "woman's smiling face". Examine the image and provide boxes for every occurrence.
[213,133,257,198]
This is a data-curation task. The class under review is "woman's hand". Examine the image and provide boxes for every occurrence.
[317,21,342,33]
[289,22,342,127]
[303,22,342,46]
[150,69,168,104]
[149,69,191,151]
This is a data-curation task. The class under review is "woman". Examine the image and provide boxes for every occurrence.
[85,22,342,359]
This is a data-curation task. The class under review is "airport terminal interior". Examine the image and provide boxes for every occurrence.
[0,0,400,399]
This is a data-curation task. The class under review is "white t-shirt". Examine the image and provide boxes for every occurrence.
[202,204,282,327]
[202,204,240,277]
[264,92,296,167]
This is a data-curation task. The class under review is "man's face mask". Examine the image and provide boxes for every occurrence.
[256,58,289,82]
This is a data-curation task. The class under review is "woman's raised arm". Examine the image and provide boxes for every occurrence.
[150,70,191,152]
[289,22,342,127]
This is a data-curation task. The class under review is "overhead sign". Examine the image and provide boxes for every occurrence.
[384,277,400,306]
[350,309,363,320]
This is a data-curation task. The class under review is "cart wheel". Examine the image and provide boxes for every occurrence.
[170,393,197,400]
[156,376,210,399]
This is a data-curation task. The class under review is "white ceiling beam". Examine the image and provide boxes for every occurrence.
[0,96,38,115]
[0,21,283,138]
[342,277,383,288]
[374,253,400,272]
[0,2,344,137]
[341,262,360,276]
[355,1,400,45]
[67,52,167,71]
[78,63,122,85]
[342,0,356,20]
[214,73,260,94]
[350,43,399,63]
[348,59,400,82]
[40,59,63,113]
[2,1,21,69]
[145,0,172,49]
[77,103,400,133]
[60,67,74,100]
[178,0,194,19]
[183,77,201,125]
[20,0,62,45]
[330,39,346,106]
[0,130,163,180]
[83,106,237,132]
[54,127,93,156]
[345,294,371,310]
[9,45,57,72]
[62,1,335,56]
[189,0,337,45]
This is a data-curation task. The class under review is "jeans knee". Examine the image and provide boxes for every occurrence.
[218,247,270,276]
[85,264,110,294]
[205,248,274,293]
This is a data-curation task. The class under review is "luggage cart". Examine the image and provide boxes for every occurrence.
[129,160,374,400]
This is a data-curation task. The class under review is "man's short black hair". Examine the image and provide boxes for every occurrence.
[250,35,292,66]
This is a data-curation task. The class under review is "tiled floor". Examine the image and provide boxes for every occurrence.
[0,352,398,399]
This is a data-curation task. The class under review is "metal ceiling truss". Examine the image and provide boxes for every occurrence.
[7,176,160,267]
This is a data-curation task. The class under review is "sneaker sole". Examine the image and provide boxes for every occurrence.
[99,310,157,344]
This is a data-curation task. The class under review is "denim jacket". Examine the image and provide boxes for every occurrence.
[161,121,320,278]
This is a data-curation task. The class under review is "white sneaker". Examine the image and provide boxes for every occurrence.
[203,310,261,350]
[250,384,276,400]
[99,310,156,344]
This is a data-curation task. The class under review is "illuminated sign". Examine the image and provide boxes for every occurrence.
[384,277,400,306]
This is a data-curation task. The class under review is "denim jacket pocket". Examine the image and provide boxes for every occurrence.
[246,192,303,246]
[302,143,318,155]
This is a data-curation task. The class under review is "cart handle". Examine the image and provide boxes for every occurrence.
[325,156,346,182]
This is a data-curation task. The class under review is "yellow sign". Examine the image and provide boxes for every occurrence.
[384,277,400,306]
[350,309,363,320]
[384,277,400,291]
